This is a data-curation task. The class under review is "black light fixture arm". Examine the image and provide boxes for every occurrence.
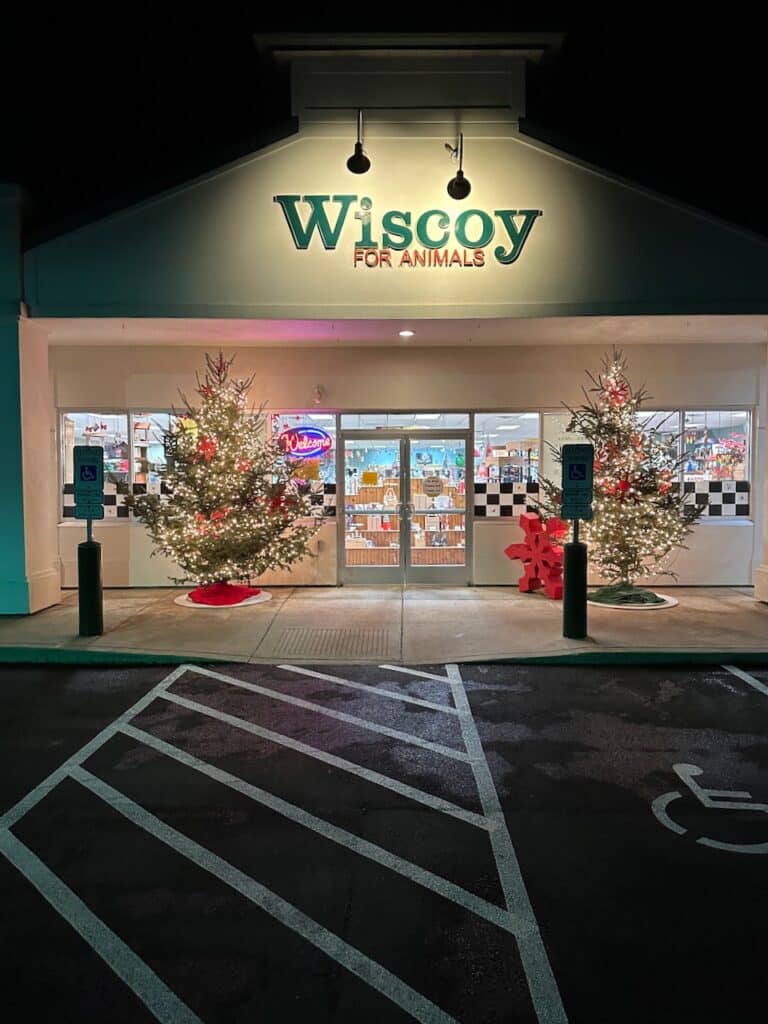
[346,108,371,175]
[447,131,471,200]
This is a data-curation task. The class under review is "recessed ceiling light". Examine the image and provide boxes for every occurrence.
[398,330,415,338]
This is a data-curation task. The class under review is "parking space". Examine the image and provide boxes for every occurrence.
[1,661,766,1022]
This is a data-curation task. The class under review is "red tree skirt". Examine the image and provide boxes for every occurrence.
[188,581,262,606]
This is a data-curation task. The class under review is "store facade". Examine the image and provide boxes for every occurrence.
[4,35,768,614]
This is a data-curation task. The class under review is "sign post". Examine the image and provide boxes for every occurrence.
[560,443,594,639]
[74,446,105,636]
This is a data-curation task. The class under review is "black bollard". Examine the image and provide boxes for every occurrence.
[563,519,588,639]
[78,528,103,636]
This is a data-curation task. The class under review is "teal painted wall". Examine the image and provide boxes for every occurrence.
[0,186,28,613]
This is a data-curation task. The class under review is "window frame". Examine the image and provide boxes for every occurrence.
[540,405,754,523]
[58,408,174,525]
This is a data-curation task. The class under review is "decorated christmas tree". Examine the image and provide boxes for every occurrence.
[128,352,320,605]
[538,350,701,604]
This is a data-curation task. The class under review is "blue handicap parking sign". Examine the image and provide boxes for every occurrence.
[80,465,98,482]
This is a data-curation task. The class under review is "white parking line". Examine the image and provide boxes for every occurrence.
[276,664,460,714]
[71,766,459,1024]
[0,664,187,831]
[121,722,522,934]
[160,689,489,830]
[382,664,459,685]
[1,660,568,1023]
[722,664,768,697]
[447,664,568,1024]
[0,828,203,1024]
[182,665,469,762]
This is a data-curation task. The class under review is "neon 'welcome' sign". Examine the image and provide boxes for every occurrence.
[279,426,333,459]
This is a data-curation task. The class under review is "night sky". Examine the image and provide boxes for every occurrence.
[8,11,767,245]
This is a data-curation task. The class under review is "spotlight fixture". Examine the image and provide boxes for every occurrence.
[398,329,415,338]
[446,133,471,200]
[346,109,370,174]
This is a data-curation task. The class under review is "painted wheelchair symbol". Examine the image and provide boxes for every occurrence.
[652,763,768,854]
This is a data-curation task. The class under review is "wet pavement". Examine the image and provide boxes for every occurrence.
[1,661,766,1023]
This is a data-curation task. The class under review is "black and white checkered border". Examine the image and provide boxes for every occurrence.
[681,479,750,517]
[310,482,337,517]
[62,479,750,521]
[474,481,540,518]
[62,481,337,519]
[472,480,751,518]
[62,481,170,519]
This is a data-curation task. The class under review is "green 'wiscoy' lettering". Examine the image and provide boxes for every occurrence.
[273,194,357,250]
[454,210,494,249]
[416,210,450,249]
[381,210,412,250]
[493,210,542,264]
[274,194,542,264]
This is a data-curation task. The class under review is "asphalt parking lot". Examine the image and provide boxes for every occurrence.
[1,660,767,1023]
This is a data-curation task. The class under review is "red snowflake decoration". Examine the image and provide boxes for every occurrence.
[504,512,567,600]
[605,378,630,407]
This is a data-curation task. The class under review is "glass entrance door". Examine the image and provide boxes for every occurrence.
[406,436,469,583]
[342,436,404,583]
[340,433,470,584]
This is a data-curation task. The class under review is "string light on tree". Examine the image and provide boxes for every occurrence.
[538,349,702,605]
[127,351,320,606]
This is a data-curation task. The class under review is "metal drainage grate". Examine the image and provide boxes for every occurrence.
[269,627,393,659]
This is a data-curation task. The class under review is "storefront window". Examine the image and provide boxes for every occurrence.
[269,412,337,518]
[131,412,173,492]
[474,413,539,483]
[270,413,336,483]
[61,412,130,489]
[541,412,586,483]
[683,411,750,482]
[636,411,681,468]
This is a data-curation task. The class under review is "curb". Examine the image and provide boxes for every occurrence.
[0,646,766,668]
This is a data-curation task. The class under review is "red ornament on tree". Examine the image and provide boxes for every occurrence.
[505,513,567,600]
[196,435,218,462]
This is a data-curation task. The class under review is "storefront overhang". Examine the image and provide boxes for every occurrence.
[23,125,768,322]
[33,313,768,348]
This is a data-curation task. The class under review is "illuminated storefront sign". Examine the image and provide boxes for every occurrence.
[279,425,333,459]
[273,194,542,269]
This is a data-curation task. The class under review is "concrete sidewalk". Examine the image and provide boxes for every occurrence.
[0,585,766,663]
